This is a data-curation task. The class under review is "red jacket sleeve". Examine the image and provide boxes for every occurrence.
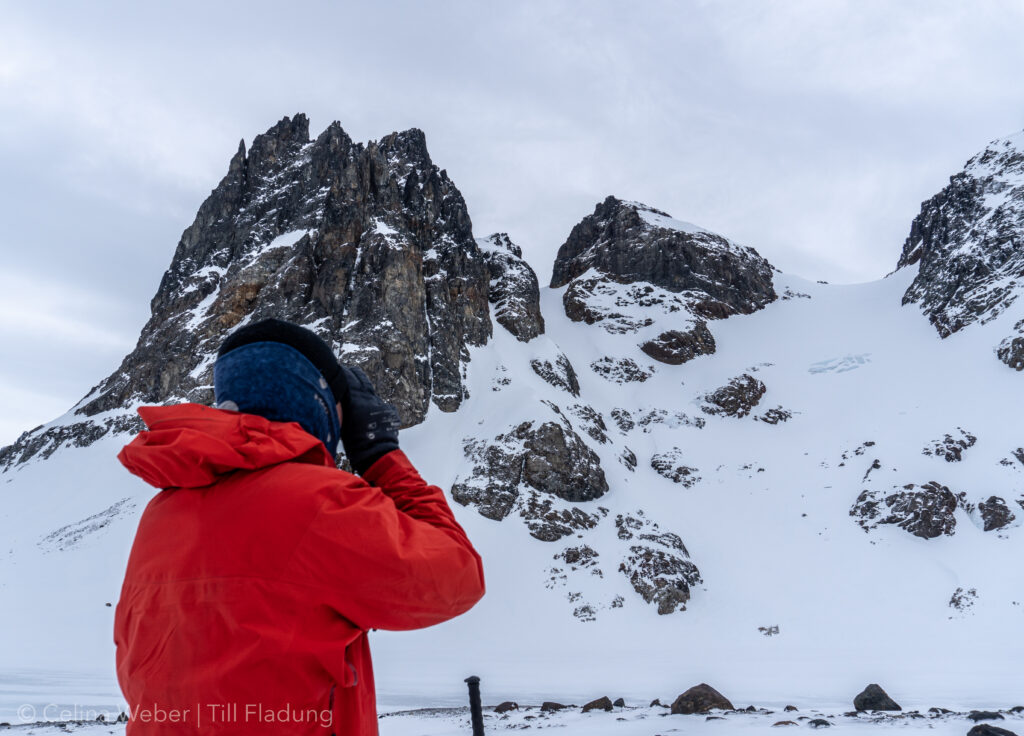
[293,449,486,631]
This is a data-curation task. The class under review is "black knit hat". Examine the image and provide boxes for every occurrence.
[217,318,346,406]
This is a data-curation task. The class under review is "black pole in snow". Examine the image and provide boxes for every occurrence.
[464,675,484,735]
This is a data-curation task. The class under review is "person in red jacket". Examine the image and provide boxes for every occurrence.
[114,319,486,735]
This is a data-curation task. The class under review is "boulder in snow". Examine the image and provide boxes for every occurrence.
[670,683,734,714]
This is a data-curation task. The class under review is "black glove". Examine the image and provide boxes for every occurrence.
[337,365,401,475]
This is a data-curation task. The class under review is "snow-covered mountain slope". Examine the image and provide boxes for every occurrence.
[896,129,1024,370]
[2,118,1023,719]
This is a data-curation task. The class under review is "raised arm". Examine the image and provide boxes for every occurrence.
[295,448,485,631]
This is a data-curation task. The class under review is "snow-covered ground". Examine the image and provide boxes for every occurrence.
[2,265,1023,724]
[3,703,1023,734]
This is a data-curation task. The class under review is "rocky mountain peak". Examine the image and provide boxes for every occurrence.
[549,196,776,369]
[246,113,311,181]
[551,196,776,317]
[896,129,1024,369]
[1,115,499,469]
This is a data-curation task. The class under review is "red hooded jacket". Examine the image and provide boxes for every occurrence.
[114,403,485,735]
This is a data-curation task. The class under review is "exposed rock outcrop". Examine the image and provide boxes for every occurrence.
[977,496,1016,531]
[451,412,609,540]
[701,374,767,418]
[477,233,545,342]
[922,427,977,462]
[531,353,581,396]
[640,324,716,365]
[896,130,1024,369]
[590,357,655,383]
[550,198,776,369]
[615,512,701,614]
[851,482,958,538]
[650,449,701,488]
[551,197,776,314]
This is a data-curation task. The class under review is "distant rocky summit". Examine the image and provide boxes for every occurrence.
[2,115,539,468]
[551,196,777,316]
[549,196,776,365]
[87,114,492,423]
[897,130,1024,370]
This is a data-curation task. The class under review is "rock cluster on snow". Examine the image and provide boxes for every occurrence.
[650,448,701,487]
[530,353,580,396]
[851,482,959,538]
[701,374,767,418]
[922,428,977,462]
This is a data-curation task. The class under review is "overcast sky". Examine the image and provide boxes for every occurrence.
[1,0,1023,445]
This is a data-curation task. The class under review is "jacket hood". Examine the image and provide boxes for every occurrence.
[118,403,334,489]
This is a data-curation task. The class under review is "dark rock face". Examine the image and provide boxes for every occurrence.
[478,233,545,342]
[530,354,580,396]
[851,482,958,538]
[521,421,607,502]
[550,198,775,372]
[451,412,608,540]
[640,324,716,365]
[619,447,638,471]
[582,696,613,713]
[978,496,1016,531]
[610,408,635,433]
[555,544,599,569]
[5,114,495,466]
[568,404,609,444]
[701,374,767,418]
[551,197,776,314]
[896,131,1024,368]
[520,492,603,542]
[670,683,735,714]
[619,546,702,614]
[616,512,701,614]
[997,331,1024,370]
[853,683,901,712]
[494,701,518,713]
[450,436,524,521]
[590,357,655,383]
[541,702,568,712]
